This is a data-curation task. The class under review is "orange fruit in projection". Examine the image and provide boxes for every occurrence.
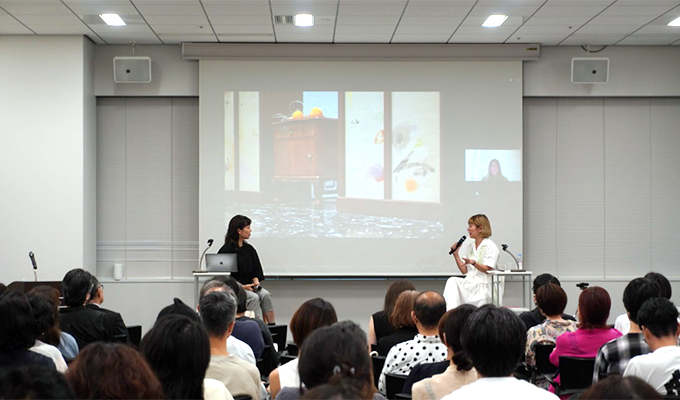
[292,110,303,119]
[309,107,324,118]
[405,179,418,192]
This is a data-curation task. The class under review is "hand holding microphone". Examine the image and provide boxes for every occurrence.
[449,235,466,255]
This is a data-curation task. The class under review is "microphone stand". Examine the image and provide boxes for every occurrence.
[198,240,213,271]
[501,244,522,272]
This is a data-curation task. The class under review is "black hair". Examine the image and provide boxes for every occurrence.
[225,214,252,244]
[61,269,93,307]
[26,292,55,337]
[623,278,661,325]
[644,272,672,299]
[211,276,247,314]
[140,314,211,400]
[461,304,527,377]
[0,290,38,350]
[533,273,561,293]
[332,320,368,345]
[199,280,230,302]
[88,275,100,301]
[199,291,236,337]
[0,283,6,295]
[300,381,366,400]
[580,375,662,400]
[637,297,679,339]
[0,365,75,399]
[444,304,477,371]
[535,283,568,317]
[414,291,446,328]
[157,298,200,323]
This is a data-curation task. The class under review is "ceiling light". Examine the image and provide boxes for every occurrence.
[294,14,314,27]
[482,15,508,28]
[669,16,680,26]
[100,14,126,26]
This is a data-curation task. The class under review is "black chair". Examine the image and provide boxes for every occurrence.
[547,356,595,397]
[395,394,412,400]
[371,355,386,388]
[126,325,142,348]
[233,396,252,400]
[268,324,287,353]
[280,354,296,365]
[286,343,299,357]
[257,345,274,378]
[531,342,557,384]
[385,373,408,400]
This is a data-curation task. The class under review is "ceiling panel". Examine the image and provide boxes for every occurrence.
[213,24,273,34]
[28,24,92,34]
[334,32,392,42]
[275,33,334,42]
[217,34,275,42]
[399,15,463,26]
[201,3,273,16]
[132,4,205,16]
[524,15,593,26]
[392,33,450,42]
[97,32,162,44]
[65,4,139,15]
[208,15,272,25]
[336,15,400,24]
[449,33,514,43]
[160,33,217,44]
[338,3,406,16]
[617,35,680,45]
[504,34,568,45]
[144,15,211,25]
[334,24,395,34]
[271,3,338,15]
[533,5,611,17]
[560,34,627,46]
[403,4,475,16]
[150,24,211,34]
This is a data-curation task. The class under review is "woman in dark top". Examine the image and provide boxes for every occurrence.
[218,214,276,323]
[369,280,416,346]
[377,290,419,356]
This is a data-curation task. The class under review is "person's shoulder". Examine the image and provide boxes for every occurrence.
[218,242,237,253]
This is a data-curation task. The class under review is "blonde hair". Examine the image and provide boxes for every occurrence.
[468,214,492,238]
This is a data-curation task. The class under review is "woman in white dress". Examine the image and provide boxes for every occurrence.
[443,214,499,310]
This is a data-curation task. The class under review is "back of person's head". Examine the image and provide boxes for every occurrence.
[440,304,477,371]
[578,286,611,330]
[0,290,37,350]
[26,292,56,340]
[461,304,526,377]
[298,325,374,400]
[332,320,368,345]
[580,375,662,400]
[62,269,93,307]
[211,276,247,313]
[300,381,365,400]
[28,286,62,346]
[140,314,210,400]
[388,290,418,329]
[623,277,661,325]
[533,273,561,294]
[199,279,228,301]
[66,342,164,399]
[0,365,75,399]
[0,283,6,295]
[383,280,416,315]
[414,291,446,329]
[638,297,679,339]
[199,291,237,337]
[644,272,672,299]
[88,275,101,301]
[157,297,200,322]
[536,283,568,317]
[290,298,338,347]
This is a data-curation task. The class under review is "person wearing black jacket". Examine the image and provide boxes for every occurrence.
[519,274,575,330]
[85,275,128,344]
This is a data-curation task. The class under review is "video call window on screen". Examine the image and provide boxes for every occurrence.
[465,149,522,182]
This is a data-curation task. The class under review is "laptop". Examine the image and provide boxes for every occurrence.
[205,253,238,273]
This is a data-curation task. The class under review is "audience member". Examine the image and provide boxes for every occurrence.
[85,275,128,343]
[376,290,419,356]
[277,324,381,400]
[66,342,164,399]
[580,375,662,400]
[525,283,576,367]
[28,286,79,361]
[519,274,575,330]
[623,297,680,396]
[26,292,68,372]
[549,286,621,392]
[141,314,232,400]
[411,305,479,400]
[593,277,659,382]
[59,269,114,349]
[0,365,75,399]
[441,305,557,400]
[0,291,55,370]
[369,280,416,346]
[615,272,672,334]
[0,283,6,295]
[201,291,262,400]
[379,291,447,394]
[300,381,365,400]
[269,298,338,399]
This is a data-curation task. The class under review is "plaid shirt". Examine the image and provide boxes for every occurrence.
[593,332,650,382]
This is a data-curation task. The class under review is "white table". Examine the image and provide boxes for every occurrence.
[192,271,232,306]
[487,270,533,310]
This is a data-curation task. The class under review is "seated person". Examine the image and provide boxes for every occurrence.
[26,292,68,372]
[0,365,74,399]
[441,305,558,400]
[411,305,479,400]
[379,291,447,395]
[376,290,419,356]
[594,277,658,381]
[624,297,680,396]
[369,280,416,346]
[519,274,576,330]
[615,272,673,334]
[85,276,128,343]
[201,291,262,400]
[525,283,576,367]
[28,286,79,362]
[581,375,662,400]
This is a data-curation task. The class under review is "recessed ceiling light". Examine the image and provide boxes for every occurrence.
[669,16,680,26]
[482,15,508,28]
[100,14,126,26]
[294,14,314,27]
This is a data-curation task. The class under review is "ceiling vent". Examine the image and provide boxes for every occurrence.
[274,15,294,25]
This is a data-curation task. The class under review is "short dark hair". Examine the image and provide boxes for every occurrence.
[580,375,662,400]
[62,269,93,307]
[157,298,200,323]
[225,214,252,244]
[0,283,6,295]
[578,286,611,330]
[300,381,366,400]
[26,292,55,338]
[388,290,418,328]
[441,304,477,371]
[28,286,62,346]
[533,273,561,293]
[414,291,446,328]
[383,280,417,316]
[211,276,247,314]
[0,291,38,350]
[623,278,661,325]
[290,298,338,347]
[536,283,568,317]
[0,365,75,399]
[332,320,368,345]
[88,275,101,301]
[461,304,526,377]
[638,297,679,339]
[199,280,228,301]
[141,314,211,400]
[199,291,236,337]
[644,272,672,299]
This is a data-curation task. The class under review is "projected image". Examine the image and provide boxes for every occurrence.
[465,149,522,182]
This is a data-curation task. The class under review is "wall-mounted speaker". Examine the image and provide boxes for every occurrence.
[113,56,152,83]
[571,57,609,84]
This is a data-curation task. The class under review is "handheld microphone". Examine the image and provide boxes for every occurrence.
[448,235,467,255]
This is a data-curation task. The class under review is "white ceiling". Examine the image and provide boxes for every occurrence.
[1,0,679,46]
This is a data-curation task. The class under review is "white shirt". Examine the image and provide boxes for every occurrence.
[30,340,68,373]
[379,334,446,394]
[278,358,301,389]
[458,238,500,284]
[624,345,680,395]
[441,377,558,400]
[614,313,630,335]
[204,379,234,400]
[227,336,255,365]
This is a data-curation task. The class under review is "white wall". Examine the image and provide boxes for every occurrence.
[0,35,96,284]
